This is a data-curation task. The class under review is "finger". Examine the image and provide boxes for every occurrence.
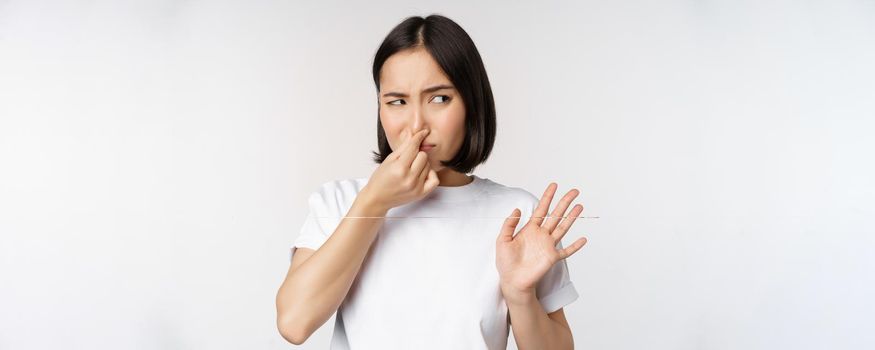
[389,129,427,161]
[397,129,430,165]
[410,150,429,175]
[543,188,580,233]
[423,168,439,192]
[419,168,439,197]
[498,208,521,243]
[531,182,558,227]
[417,158,430,185]
[552,203,583,242]
[557,236,587,260]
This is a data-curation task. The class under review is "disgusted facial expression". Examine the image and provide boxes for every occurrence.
[378,47,466,172]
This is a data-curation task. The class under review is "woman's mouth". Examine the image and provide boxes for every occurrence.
[419,143,436,152]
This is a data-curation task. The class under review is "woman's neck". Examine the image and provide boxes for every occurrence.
[435,169,473,187]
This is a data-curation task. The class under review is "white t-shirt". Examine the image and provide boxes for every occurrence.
[289,174,579,349]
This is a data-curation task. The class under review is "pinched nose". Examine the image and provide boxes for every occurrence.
[402,129,433,145]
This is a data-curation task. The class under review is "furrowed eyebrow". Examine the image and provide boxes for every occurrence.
[381,84,455,98]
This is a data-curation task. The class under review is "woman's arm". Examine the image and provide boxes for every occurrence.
[505,289,574,350]
[496,183,587,349]
[275,190,387,345]
[276,129,437,344]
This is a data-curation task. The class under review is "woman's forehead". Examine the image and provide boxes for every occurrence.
[380,49,451,90]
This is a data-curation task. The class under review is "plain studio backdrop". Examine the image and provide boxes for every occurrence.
[1,0,873,349]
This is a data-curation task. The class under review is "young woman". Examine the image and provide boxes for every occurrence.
[276,14,588,349]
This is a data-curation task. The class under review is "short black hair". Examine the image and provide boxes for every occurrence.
[370,14,496,174]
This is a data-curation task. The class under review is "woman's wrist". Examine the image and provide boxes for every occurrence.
[501,287,537,306]
[500,281,537,305]
[354,187,389,216]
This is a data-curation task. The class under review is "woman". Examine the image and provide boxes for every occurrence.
[276,14,588,349]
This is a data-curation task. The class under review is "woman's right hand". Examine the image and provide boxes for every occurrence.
[360,129,440,212]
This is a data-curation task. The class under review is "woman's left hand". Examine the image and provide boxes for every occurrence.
[495,182,588,302]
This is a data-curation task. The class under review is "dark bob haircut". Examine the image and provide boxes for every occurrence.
[370,14,496,174]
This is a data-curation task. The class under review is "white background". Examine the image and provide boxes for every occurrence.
[1,0,873,349]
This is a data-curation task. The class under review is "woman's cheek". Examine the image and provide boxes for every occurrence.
[380,117,402,151]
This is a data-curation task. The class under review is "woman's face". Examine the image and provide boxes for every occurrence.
[378,47,466,172]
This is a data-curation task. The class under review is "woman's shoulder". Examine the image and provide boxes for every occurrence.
[305,176,369,207]
[478,176,540,207]
[312,176,368,194]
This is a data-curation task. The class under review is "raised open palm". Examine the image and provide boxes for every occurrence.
[496,183,588,296]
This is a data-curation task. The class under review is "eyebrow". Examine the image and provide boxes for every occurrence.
[381,84,455,98]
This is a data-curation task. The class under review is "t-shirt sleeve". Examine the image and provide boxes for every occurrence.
[535,240,580,314]
[521,192,580,314]
[289,182,343,262]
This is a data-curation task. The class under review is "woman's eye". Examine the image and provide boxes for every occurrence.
[388,99,405,105]
[431,95,451,103]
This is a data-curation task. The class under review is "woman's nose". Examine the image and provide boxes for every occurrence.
[408,109,428,134]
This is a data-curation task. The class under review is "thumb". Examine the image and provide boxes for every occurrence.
[498,208,521,243]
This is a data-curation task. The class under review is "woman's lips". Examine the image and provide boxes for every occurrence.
[419,144,435,152]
